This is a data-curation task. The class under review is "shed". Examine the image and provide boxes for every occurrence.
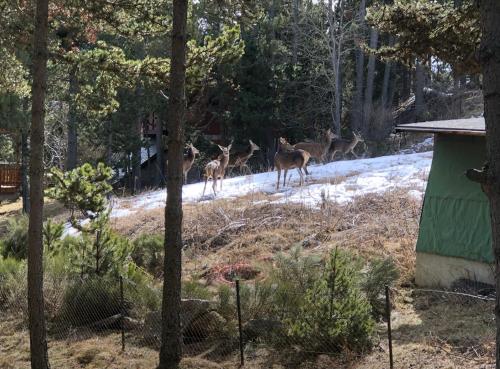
[396,117,493,287]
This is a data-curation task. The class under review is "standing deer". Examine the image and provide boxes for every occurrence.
[274,137,310,190]
[328,131,365,160]
[294,128,336,164]
[183,143,199,184]
[202,143,232,196]
[227,139,260,175]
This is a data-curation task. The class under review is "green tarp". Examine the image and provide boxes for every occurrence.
[416,134,493,263]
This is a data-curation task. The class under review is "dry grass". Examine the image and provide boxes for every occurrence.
[2,188,495,369]
[111,188,421,285]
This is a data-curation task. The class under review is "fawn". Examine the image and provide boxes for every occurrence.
[202,143,232,196]
[183,143,199,184]
[328,131,364,160]
[227,139,260,175]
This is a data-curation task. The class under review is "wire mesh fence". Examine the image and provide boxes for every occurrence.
[0,274,496,368]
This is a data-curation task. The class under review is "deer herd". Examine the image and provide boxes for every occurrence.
[180,130,365,196]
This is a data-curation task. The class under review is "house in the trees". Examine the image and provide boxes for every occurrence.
[397,117,493,287]
[0,129,21,201]
[119,112,224,189]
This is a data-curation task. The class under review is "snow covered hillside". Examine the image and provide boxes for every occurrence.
[112,151,433,218]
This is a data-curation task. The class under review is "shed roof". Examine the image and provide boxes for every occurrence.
[396,117,485,136]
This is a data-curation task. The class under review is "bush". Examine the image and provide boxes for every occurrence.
[59,278,123,326]
[131,234,163,277]
[0,257,27,314]
[362,257,399,318]
[0,216,28,259]
[284,250,375,352]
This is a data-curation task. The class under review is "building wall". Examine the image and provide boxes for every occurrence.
[416,252,494,288]
[416,133,492,286]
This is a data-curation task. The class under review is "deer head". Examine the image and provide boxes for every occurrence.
[217,143,232,156]
[187,143,200,155]
[353,131,364,142]
[249,139,260,151]
[325,128,337,141]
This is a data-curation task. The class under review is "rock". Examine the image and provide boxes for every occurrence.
[243,319,283,340]
[144,299,213,342]
[184,311,226,340]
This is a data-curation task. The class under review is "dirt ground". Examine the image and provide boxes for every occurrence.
[0,189,495,368]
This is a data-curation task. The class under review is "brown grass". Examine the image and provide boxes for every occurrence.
[2,188,494,369]
[111,188,421,285]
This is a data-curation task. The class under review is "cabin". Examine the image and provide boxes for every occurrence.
[0,129,21,201]
[396,117,493,288]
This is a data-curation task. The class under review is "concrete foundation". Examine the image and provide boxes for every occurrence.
[415,252,494,288]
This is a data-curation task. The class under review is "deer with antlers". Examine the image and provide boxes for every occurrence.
[274,137,310,190]
[202,142,232,196]
[182,143,200,184]
[328,131,365,160]
[227,139,260,175]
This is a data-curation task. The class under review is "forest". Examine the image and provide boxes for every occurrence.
[2,0,500,369]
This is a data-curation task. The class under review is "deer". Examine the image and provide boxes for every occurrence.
[182,143,200,184]
[293,128,337,164]
[227,139,260,175]
[274,137,311,190]
[202,142,232,196]
[328,131,365,161]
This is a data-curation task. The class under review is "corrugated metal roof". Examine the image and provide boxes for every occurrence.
[396,117,485,136]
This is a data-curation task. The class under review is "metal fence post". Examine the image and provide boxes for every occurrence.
[385,285,394,369]
[235,279,244,367]
[120,276,125,351]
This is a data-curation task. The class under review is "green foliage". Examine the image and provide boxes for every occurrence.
[182,280,214,301]
[0,256,27,309]
[284,251,374,352]
[362,257,399,318]
[131,233,164,277]
[48,163,113,220]
[43,219,64,253]
[215,248,378,353]
[59,277,123,326]
[366,0,480,74]
[0,216,28,259]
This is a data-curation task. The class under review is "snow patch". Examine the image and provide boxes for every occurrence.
[111,151,433,216]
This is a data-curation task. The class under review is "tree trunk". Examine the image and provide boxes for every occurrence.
[292,0,300,65]
[381,36,395,110]
[328,0,344,134]
[106,121,113,166]
[476,2,500,368]
[66,65,79,170]
[28,0,50,368]
[155,113,165,187]
[132,117,142,194]
[415,58,425,122]
[351,0,366,133]
[362,27,379,135]
[158,0,188,368]
[21,130,30,214]
[401,65,411,102]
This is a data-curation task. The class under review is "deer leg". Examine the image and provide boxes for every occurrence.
[298,168,304,186]
[220,175,224,191]
[276,169,281,190]
[202,176,208,196]
[212,176,217,196]
[283,169,288,187]
[351,150,358,159]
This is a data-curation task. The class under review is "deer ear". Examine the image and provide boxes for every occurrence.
[228,144,232,151]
